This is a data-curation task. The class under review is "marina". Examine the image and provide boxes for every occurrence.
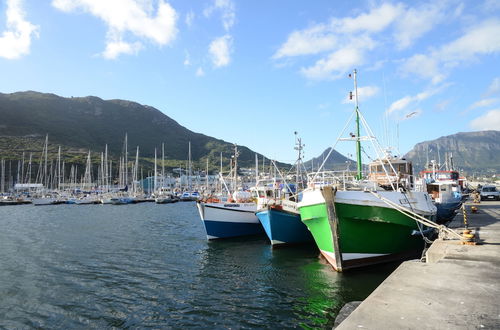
[0,0,499,324]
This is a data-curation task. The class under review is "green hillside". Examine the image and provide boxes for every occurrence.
[0,91,280,172]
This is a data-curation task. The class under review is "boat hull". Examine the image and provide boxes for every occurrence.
[197,202,263,239]
[435,200,462,223]
[256,207,313,246]
[298,189,435,271]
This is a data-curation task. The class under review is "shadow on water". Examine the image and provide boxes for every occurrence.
[0,203,400,329]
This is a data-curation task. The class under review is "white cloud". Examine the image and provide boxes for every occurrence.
[300,47,362,80]
[470,98,499,109]
[273,2,455,81]
[204,0,235,32]
[0,0,39,59]
[183,50,191,66]
[196,67,205,77]
[485,77,500,96]
[102,40,142,59]
[332,3,403,34]
[387,89,438,115]
[400,19,500,83]
[470,109,500,130]
[52,0,178,59]
[394,2,446,49]
[300,35,376,80]
[343,85,380,103]
[273,24,336,59]
[209,34,232,67]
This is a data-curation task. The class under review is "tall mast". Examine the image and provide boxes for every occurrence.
[44,134,48,188]
[188,141,192,191]
[161,143,165,188]
[125,133,128,187]
[351,69,363,180]
[154,148,157,194]
[294,131,305,189]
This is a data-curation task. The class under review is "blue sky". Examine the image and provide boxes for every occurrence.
[0,0,499,164]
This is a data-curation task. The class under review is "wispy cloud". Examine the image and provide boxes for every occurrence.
[342,85,380,104]
[273,2,454,80]
[470,109,500,130]
[485,77,500,96]
[185,10,194,27]
[400,19,500,84]
[203,0,236,72]
[203,0,235,32]
[196,67,205,77]
[52,0,178,59]
[209,34,232,67]
[272,24,337,59]
[387,88,442,115]
[469,98,499,109]
[0,0,39,59]
[183,50,191,66]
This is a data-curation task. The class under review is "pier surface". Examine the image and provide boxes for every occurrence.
[336,201,500,329]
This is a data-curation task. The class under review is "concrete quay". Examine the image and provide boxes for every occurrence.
[336,201,500,329]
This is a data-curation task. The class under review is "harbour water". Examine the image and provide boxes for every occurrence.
[0,203,398,328]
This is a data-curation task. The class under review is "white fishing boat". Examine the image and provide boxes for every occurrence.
[197,145,262,239]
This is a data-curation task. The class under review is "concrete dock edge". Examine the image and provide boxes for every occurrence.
[335,201,500,329]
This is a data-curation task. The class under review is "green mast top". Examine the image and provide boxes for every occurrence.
[351,69,363,180]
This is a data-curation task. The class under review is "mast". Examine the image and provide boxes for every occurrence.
[161,143,165,189]
[154,148,157,194]
[294,131,305,189]
[44,134,48,188]
[188,141,192,191]
[125,133,128,187]
[351,69,363,180]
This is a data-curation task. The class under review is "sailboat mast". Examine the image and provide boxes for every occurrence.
[352,69,363,180]
[188,141,192,191]
[154,148,157,194]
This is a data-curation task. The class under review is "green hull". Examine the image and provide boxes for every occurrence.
[299,200,426,271]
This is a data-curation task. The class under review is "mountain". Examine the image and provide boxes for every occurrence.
[304,147,353,171]
[0,91,279,170]
[404,130,500,175]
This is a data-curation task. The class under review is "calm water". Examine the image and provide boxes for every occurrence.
[0,202,398,329]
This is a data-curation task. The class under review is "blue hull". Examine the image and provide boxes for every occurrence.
[256,208,313,246]
[204,220,263,239]
[436,201,462,223]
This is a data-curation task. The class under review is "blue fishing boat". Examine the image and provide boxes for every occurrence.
[255,133,313,246]
[256,201,313,246]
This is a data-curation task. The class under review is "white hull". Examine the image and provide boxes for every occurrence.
[298,188,436,216]
[196,202,262,239]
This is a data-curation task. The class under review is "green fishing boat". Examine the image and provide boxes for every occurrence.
[298,69,437,271]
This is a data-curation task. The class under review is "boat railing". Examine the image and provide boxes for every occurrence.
[307,171,357,189]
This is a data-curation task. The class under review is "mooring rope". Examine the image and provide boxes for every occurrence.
[367,190,463,240]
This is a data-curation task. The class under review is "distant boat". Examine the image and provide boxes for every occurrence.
[419,167,463,223]
[179,191,200,201]
[155,190,178,204]
[110,196,136,205]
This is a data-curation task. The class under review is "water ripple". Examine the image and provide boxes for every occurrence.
[0,202,397,328]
